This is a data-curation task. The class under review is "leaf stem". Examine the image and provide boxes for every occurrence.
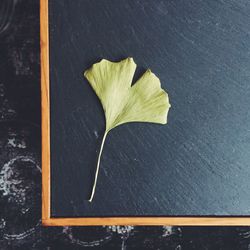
[88,130,108,202]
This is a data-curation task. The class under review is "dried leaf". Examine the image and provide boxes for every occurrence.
[84,58,171,202]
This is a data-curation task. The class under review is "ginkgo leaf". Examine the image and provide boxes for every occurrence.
[84,57,171,202]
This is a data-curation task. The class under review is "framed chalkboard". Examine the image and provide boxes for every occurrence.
[41,0,250,226]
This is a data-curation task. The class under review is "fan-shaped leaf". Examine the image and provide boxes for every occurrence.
[84,58,171,202]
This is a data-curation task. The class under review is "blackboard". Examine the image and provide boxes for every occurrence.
[41,0,250,225]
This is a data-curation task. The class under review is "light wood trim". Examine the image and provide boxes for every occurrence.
[40,0,50,221]
[43,217,250,226]
[40,0,250,226]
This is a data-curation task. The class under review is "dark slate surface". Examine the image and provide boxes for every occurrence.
[49,0,250,217]
[1,0,250,249]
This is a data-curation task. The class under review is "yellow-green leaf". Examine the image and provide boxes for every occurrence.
[84,58,171,202]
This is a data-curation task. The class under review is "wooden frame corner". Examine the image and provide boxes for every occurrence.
[40,0,250,226]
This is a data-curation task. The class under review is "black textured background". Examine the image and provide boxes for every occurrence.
[49,0,250,217]
[1,0,250,249]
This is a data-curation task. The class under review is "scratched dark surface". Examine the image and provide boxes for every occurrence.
[1,0,250,249]
[49,0,250,217]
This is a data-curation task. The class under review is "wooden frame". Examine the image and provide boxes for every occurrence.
[40,0,250,226]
